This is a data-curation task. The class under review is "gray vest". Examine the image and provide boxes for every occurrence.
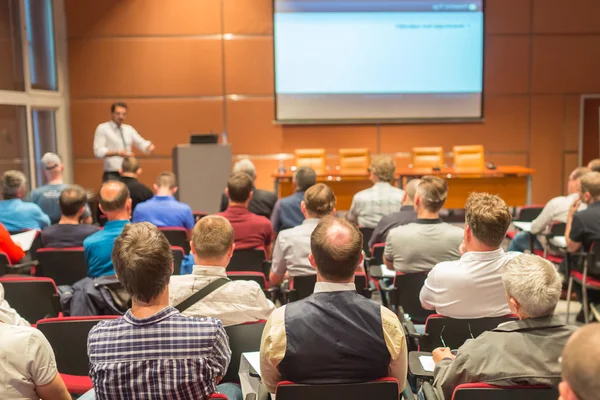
[278,290,390,384]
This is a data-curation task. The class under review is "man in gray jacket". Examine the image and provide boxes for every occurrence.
[430,254,576,400]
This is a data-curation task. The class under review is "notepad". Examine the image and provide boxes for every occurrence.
[10,230,38,252]
[419,356,435,372]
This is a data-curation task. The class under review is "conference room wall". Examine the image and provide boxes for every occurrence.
[66,0,600,205]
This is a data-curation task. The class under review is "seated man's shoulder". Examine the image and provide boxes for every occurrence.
[83,229,103,246]
[256,188,277,200]
[380,305,404,335]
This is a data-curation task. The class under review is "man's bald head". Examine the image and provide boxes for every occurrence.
[310,216,362,282]
[99,180,130,213]
[404,179,420,205]
[561,324,600,400]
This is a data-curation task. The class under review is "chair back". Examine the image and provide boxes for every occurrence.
[354,272,372,299]
[289,273,371,302]
[412,147,444,169]
[223,321,266,383]
[228,248,267,274]
[36,316,119,375]
[359,227,374,256]
[227,271,268,289]
[276,378,399,400]
[452,383,558,400]
[391,272,434,324]
[0,277,60,323]
[35,247,87,286]
[0,252,9,276]
[453,145,485,169]
[419,314,519,352]
[159,227,190,254]
[516,205,544,222]
[339,148,370,173]
[295,148,326,174]
[29,230,42,260]
[587,241,600,279]
[548,221,566,237]
[370,243,385,266]
[193,212,207,223]
[171,246,184,275]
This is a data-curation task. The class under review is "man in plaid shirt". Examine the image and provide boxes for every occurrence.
[83,222,241,400]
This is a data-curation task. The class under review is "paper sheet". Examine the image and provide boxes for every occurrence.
[512,221,532,232]
[419,355,435,372]
[10,230,38,252]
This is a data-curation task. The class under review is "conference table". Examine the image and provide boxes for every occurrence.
[273,166,535,210]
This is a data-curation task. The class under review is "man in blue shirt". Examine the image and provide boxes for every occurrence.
[132,172,194,230]
[271,166,316,233]
[84,181,131,277]
[0,170,50,231]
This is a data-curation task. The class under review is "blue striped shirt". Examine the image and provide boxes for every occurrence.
[88,306,231,400]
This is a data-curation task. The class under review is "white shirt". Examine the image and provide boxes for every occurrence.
[530,193,586,234]
[0,324,57,399]
[169,265,276,327]
[271,218,320,278]
[93,121,151,172]
[0,283,29,326]
[347,182,405,228]
[419,249,519,319]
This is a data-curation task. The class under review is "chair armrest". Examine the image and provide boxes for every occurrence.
[262,260,272,277]
[420,381,439,400]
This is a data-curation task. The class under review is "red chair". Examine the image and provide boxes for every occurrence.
[384,271,434,324]
[507,205,544,239]
[36,316,119,394]
[286,273,372,303]
[0,277,61,324]
[209,394,228,399]
[533,221,566,264]
[358,227,374,256]
[159,227,190,254]
[193,211,208,223]
[0,251,9,275]
[370,243,385,266]
[566,241,600,323]
[275,378,399,400]
[420,382,557,400]
[228,247,268,275]
[171,246,185,275]
[223,320,266,383]
[35,247,87,286]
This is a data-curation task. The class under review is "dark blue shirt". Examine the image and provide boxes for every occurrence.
[132,195,194,229]
[271,191,305,233]
[84,220,129,278]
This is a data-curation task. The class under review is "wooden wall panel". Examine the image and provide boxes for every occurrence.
[226,98,283,154]
[563,153,579,194]
[532,36,600,93]
[281,125,378,154]
[223,0,273,34]
[71,99,224,158]
[380,95,529,153]
[68,38,223,98]
[485,0,531,34]
[564,95,581,152]
[66,0,222,38]
[484,36,530,94]
[533,0,600,34]
[224,37,274,95]
[529,96,565,203]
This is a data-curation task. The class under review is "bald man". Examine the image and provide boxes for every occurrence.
[369,178,420,248]
[260,216,408,393]
[560,324,600,400]
[84,181,132,277]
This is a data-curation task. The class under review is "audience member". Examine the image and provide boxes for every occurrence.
[169,216,275,326]
[384,177,462,273]
[84,181,131,278]
[0,282,29,326]
[420,193,518,318]
[41,186,100,248]
[0,322,71,400]
[0,170,50,231]
[218,173,274,257]
[0,222,25,264]
[118,156,153,212]
[220,159,277,219]
[559,323,600,400]
[270,183,336,285]
[260,216,407,393]
[509,167,587,252]
[29,153,92,224]
[132,171,194,230]
[271,166,317,233]
[431,254,574,400]
[566,171,600,320]
[587,158,600,173]
[86,223,240,400]
[369,178,419,248]
[347,156,404,228]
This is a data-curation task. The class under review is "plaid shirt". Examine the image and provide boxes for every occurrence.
[347,182,405,228]
[88,306,231,400]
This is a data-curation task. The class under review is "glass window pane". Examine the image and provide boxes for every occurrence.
[0,0,25,91]
[25,0,57,91]
[32,109,57,185]
[0,105,30,190]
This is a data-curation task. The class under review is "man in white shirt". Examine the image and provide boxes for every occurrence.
[384,176,463,274]
[169,215,275,326]
[270,183,336,285]
[93,102,155,182]
[420,192,519,319]
[346,156,404,228]
[509,167,588,252]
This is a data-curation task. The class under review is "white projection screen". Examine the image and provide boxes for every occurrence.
[273,0,485,124]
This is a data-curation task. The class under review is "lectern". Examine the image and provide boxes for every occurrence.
[172,144,232,214]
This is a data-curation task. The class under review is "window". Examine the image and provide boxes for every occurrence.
[24,0,58,91]
[31,109,57,185]
[0,0,25,91]
[0,105,30,189]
